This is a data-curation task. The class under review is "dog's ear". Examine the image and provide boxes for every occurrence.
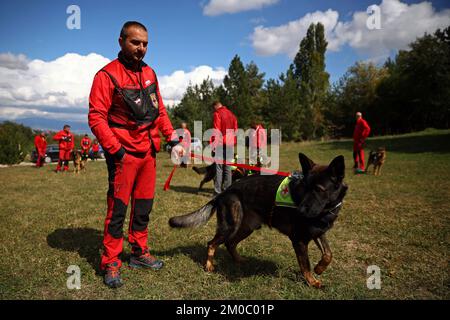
[328,155,345,181]
[298,153,315,176]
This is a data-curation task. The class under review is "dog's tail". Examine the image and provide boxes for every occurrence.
[192,166,208,175]
[169,198,217,228]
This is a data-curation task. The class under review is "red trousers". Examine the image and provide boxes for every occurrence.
[56,149,71,171]
[101,150,156,270]
[36,149,45,167]
[353,142,365,169]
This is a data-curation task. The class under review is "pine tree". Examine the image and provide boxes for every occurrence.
[293,22,330,139]
[223,55,265,128]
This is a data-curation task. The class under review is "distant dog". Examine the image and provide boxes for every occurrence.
[170,153,348,288]
[365,147,386,176]
[72,150,87,174]
[192,164,252,192]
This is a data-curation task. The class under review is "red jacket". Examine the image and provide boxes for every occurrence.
[34,135,47,155]
[81,137,92,151]
[92,142,100,152]
[353,118,371,142]
[53,130,74,151]
[88,54,174,155]
[212,106,238,147]
[250,124,267,149]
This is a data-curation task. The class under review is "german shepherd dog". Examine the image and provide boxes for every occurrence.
[192,164,250,191]
[170,153,348,288]
[365,147,386,176]
[72,150,87,174]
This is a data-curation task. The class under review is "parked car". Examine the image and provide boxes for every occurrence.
[165,137,202,153]
[31,144,60,163]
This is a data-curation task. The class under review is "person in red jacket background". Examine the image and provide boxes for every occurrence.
[53,125,74,172]
[34,132,47,168]
[178,122,191,168]
[88,21,179,288]
[249,121,267,166]
[80,134,92,160]
[353,112,371,174]
[91,139,100,160]
[211,101,238,195]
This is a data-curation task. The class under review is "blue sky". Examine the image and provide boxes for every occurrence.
[0,0,449,131]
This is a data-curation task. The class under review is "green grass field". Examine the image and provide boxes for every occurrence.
[0,129,449,300]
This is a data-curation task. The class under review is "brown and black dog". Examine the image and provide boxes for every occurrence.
[365,147,386,176]
[170,153,348,288]
[72,150,87,174]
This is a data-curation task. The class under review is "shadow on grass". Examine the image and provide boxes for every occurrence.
[154,244,279,281]
[323,131,450,154]
[169,185,215,195]
[47,228,103,275]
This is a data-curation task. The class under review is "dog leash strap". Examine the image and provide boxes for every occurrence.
[163,165,177,191]
[162,152,291,191]
[190,153,291,177]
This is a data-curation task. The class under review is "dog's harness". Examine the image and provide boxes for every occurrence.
[274,173,304,208]
[268,172,303,227]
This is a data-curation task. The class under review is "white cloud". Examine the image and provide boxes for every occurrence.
[0,52,110,109]
[0,53,226,121]
[203,0,279,16]
[251,9,340,57]
[250,0,450,58]
[158,65,227,105]
[0,53,30,70]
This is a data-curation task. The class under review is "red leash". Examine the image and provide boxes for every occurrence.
[190,153,290,176]
[163,165,178,191]
[163,152,290,191]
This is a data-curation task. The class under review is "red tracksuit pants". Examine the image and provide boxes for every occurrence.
[353,142,365,170]
[36,149,45,167]
[101,149,156,270]
[56,150,71,171]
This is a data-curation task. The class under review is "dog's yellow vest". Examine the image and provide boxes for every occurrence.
[275,176,297,208]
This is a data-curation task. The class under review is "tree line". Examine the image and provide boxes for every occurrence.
[169,23,450,141]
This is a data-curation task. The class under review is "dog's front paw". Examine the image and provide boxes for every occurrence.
[304,274,323,288]
[204,261,215,272]
[308,278,322,288]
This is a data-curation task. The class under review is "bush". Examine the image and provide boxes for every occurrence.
[0,121,34,165]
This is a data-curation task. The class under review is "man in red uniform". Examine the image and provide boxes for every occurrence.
[353,112,371,174]
[88,21,178,288]
[91,139,100,160]
[53,125,74,172]
[249,121,267,166]
[34,132,47,168]
[211,101,238,195]
[80,134,92,161]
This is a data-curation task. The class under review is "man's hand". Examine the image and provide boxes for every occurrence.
[170,144,185,165]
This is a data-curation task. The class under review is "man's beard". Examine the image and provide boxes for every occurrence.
[125,51,144,63]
